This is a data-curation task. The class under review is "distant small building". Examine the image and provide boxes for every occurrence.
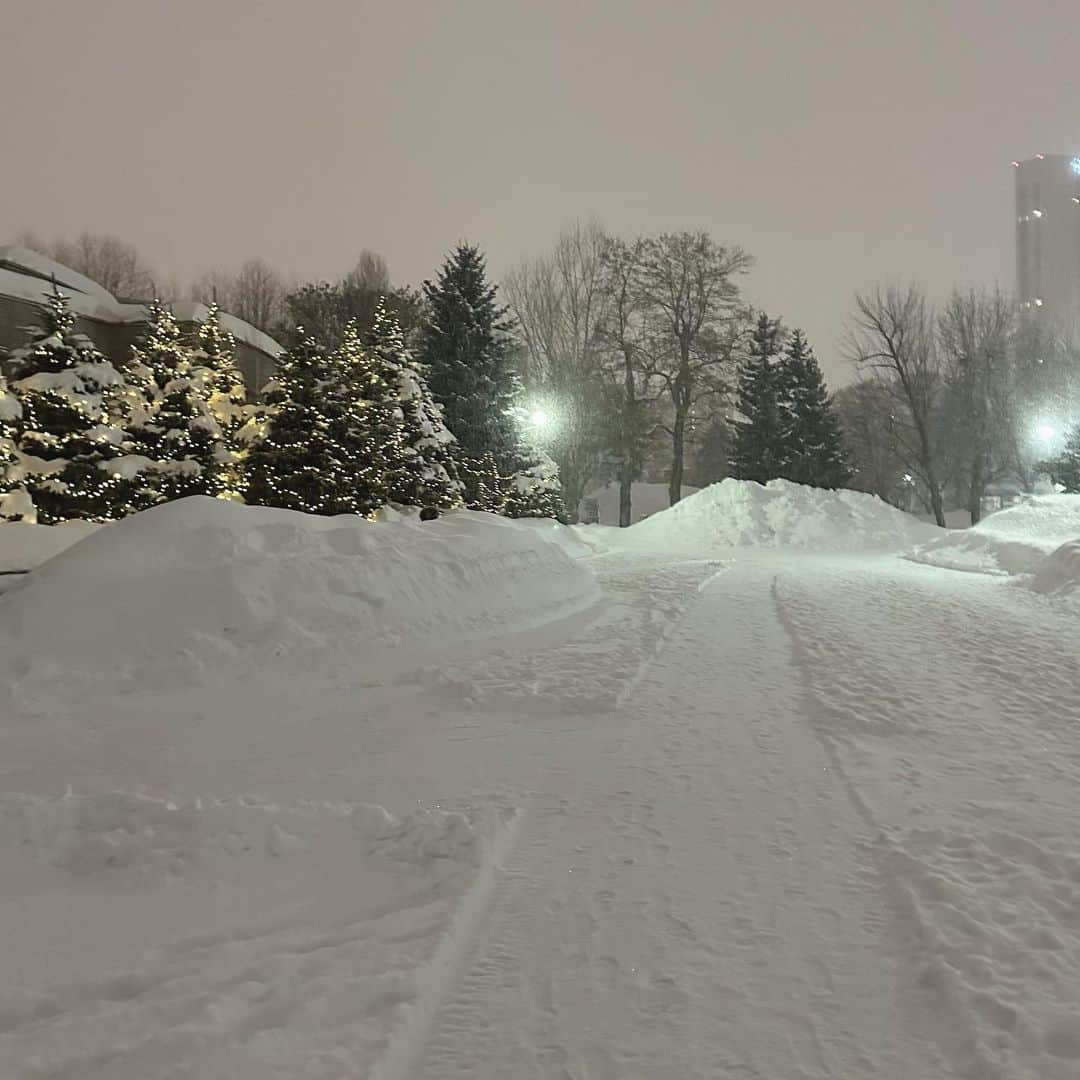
[0,246,282,395]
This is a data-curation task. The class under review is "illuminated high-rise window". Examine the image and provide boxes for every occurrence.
[1015,154,1080,324]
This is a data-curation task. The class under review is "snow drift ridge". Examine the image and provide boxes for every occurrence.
[0,497,600,699]
[622,478,939,553]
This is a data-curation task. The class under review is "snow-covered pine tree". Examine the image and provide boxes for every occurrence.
[331,320,408,515]
[246,332,360,515]
[367,300,462,512]
[0,374,32,521]
[1045,423,1080,492]
[418,244,523,507]
[121,298,231,505]
[190,303,247,499]
[776,329,853,489]
[503,452,567,521]
[729,312,786,484]
[7,288,133,522]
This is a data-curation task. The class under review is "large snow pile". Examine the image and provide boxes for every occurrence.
[907,494,1080,576]
[0,497,599,700]
[617,478,938,553]
[0,519,101,572]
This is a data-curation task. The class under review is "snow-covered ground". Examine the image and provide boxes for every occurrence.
[2,483,1079,1078]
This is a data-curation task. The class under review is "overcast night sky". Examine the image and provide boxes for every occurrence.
[5,0,1080,382]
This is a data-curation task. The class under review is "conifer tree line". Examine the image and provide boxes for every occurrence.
[0,243,564,525]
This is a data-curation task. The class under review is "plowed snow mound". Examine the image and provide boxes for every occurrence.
[907,494,1080,576]
[619,478,938,553]
[1031,538,1080,598]
[0,497,598,697]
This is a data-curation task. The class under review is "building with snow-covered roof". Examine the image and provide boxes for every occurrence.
[0,246,282,395]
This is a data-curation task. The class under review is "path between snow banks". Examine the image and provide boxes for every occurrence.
[410,559,942,1079]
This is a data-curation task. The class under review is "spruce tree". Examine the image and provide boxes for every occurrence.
[0,375,32,521]
[1045,423,1080,492]
[246,332,360,515]
[122,299,232,506]
[503,453,567,521]
[333,320,407,515]
[191,304,247,498]
[367,301,462,512]
[7,289,133,522]
[418,244,523,506]
[777,330,853,489]
[729,312,785,484]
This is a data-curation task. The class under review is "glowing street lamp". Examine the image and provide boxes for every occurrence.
[529,408,551,430]
[1036,423,1055,444]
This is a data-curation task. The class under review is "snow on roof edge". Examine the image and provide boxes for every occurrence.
[0,248,283,358]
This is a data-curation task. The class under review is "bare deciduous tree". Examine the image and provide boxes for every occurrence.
[633,232,751,506]
[20,231,156,298]
[833,380,910,507]
[594,235,656,526]
[846,284,949,526]
[938,288,1015,524]
[504,221,611,519]
[191,257,288,335]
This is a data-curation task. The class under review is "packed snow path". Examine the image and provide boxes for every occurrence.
[408,560,943,1079]
[405,554,1080,1080]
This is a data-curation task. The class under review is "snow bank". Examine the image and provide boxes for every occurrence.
[0,519,101,572]
[0,497,599,697]
[908,494,1080,576]
[617,478,938,553]
[1031,539,1080,598]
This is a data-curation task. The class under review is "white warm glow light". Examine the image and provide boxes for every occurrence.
[1036,423,1055,442]
[530,409,551,429]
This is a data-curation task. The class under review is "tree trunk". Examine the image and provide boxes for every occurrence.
[619,473,633,527]
[967,453,986,526]
[912,412,946,528]
[620,347,637,528]
[669,410,686,506]
[928,483,946,528]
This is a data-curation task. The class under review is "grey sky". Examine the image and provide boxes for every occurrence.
[4,0,1080,382]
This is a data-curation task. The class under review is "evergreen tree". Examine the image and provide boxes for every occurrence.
[367,301,462,511]
[122,299,232,506]
[419,243,523,505]
[503,452,567,521]
[332,320,408,515]
[729,312,785,484]
[7,289,132,522]
[246,332,361,515]
[0,375,32,521]
[776,330,853,488]
[191,303,248,498]
[1044,423,1080,492]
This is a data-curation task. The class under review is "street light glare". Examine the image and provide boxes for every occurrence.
[530,409,551,429]
[1037,423,1055,442]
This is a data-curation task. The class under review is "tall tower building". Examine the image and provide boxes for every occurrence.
[1014,154,1080,324]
